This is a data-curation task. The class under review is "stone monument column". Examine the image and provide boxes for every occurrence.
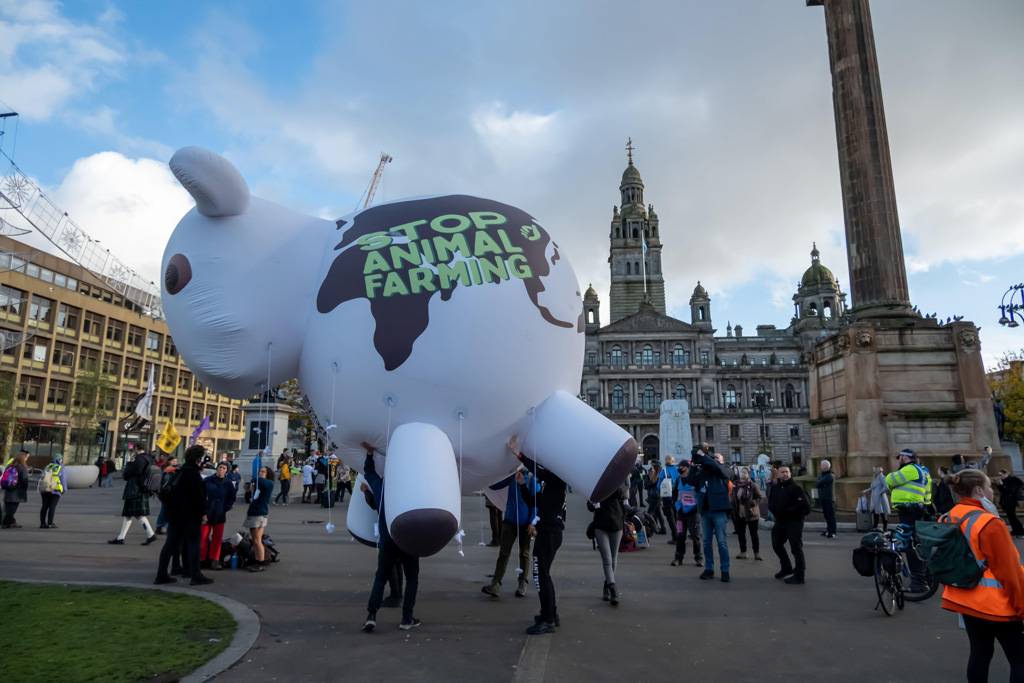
[807,0,912,318]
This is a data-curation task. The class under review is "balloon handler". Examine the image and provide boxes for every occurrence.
[159,147,638,560]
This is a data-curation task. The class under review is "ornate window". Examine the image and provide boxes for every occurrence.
[724,385,737,410]
[641,345,654,367]
[611,385,625,411]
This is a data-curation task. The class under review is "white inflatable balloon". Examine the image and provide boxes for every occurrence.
[161,147,637,557]
[347,473,379,547]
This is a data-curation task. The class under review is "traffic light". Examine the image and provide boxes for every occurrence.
[96,419,108,445]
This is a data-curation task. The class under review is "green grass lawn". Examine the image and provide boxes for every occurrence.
[0,581,236,683]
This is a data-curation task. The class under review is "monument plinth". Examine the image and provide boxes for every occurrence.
[806,0,1008,507]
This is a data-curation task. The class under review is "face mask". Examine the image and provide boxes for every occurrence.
[980,496,999,516]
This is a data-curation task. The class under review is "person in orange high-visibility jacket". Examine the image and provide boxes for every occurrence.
[941,469,1024,683]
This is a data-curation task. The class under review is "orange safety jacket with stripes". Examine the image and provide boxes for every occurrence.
[941,498,1024,622]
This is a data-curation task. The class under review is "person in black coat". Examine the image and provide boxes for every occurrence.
[996,469,1024,538]
[155,445,211,586]
[588,481,628,605]
[767,465,811,584]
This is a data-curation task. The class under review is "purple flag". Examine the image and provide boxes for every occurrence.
[191,414,211,443]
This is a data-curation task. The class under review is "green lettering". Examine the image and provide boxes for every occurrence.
[390,242,422,269]
[408,267,437,294]
[434,234,471,261]
[365,273,384,298]
[473,231,503,257]
[496,229,524,254]
[468,211,507,231]
[364,250,392,274]
[508,254,533,279]
[478,256,509,284]
[437,261,471,289]
[383,271,409,297]
[389,220,426,240]
[420,238,436,264]
[469,258,483,285]
[431,214,472,234]
[358,231,392,251]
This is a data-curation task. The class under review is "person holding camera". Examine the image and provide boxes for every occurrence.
[685,445,733,582]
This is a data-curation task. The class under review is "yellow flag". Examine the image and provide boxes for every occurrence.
[156,422,181,454]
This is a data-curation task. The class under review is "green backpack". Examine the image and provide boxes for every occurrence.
[915,510,988,589]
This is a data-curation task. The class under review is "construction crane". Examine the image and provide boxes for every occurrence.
[363,153,392,209]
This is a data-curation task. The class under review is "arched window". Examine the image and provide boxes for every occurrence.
[611,385,625,411]
[632,227,638,239]
[641,345,654,366]
[642,384,656,411]
[615,227,620,238]
[698,306,706,321]
[587,310,595,324]
[609,345,623,366]
[809,302,818,316]
[653,260,659,274]
[823,300,833,318]
[674,384,687,402]
[635,261,640,274]
[784,383,797,409]
[672,344,685,365]
[725,384,737,409]
[625,262,631,275]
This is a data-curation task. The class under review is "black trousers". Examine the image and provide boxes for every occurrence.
[648,496,666,533]
[368,536,419,621]
[275,479,290,503]
[158,517,202,579]
[896,505,927,582]
[2,501,19,526]
[661,497,677,539]
[532,525,563,622]
[674,510,702,561]
[1004,505,1024,537]
[822,500,837,535]
[39,493,60,526]
[736,518,759,554]
[771,519,805,579]
[963,614,1024,683]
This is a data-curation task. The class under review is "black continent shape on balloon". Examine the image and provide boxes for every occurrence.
[316,195,574,371]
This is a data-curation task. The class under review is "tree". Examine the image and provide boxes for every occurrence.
[279,378,320,459]
[989,351,1024,453]
[68,363,115,465]
[0,372,21,460]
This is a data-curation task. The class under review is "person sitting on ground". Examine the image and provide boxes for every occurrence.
[482,467,538,599]
[940,469,1024,682]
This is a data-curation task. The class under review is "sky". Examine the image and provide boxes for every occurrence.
[0,0,1022,369]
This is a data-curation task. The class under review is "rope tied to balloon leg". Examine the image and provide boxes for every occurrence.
[454,412,466,556]
[324,362,339,534]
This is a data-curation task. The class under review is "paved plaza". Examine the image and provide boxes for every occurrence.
[2,485,1018,682]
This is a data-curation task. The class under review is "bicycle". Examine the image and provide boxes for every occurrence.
[872,524,939,616]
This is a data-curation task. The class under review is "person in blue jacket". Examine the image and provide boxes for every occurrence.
[685,446,733,582]
[658,455,680,542]
[482,467,538,598]
[671,460,702,566]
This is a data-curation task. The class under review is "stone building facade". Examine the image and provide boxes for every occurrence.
[581,157,848,466]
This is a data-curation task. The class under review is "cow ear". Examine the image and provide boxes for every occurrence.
[170,146,251,217]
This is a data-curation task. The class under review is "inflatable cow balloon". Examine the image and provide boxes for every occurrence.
[161,147,637,556]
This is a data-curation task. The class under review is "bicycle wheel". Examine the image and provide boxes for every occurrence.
[874,553,898,616]
[902,564,939,602]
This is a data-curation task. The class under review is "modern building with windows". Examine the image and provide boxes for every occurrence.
[580,155,847,465]
[0,234,245,465]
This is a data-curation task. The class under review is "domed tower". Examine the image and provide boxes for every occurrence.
[792,243,847,342]
[583,283,601,334]
[608,139,666,322]
[689,281,712,330]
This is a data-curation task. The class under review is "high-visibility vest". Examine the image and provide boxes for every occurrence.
[942,503,1020,619]
[886,463,932,505]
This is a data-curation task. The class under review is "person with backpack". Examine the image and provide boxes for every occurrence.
[108,443,158,545]
[767,465,811,585]
[939,469,1024,683]
[274,454,291,505]
[155,445,212,586]
[103,454,117,487]
[645,460,667,535]
[200,461,237,570]
[2,449,30,529]
[671,460,702,567]
[659,456,679,543]
[996,469,1024,539]
[154,455,179,535]
[38,455,68,528]
[587,479,628,606]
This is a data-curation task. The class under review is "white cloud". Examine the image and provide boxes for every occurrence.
[471,102,562,171]
[79,106,174,160]
[0,0,126,120]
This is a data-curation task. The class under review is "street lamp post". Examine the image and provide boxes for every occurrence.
[752,391,774,457]
[999,284,1024,328]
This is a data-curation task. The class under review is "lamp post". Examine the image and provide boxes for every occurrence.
[752,391,774,457]
[999,284,1024,328]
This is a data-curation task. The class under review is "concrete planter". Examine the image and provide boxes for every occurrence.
[65,465,99,489]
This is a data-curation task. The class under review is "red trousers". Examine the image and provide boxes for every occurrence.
[200,522,225,561]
